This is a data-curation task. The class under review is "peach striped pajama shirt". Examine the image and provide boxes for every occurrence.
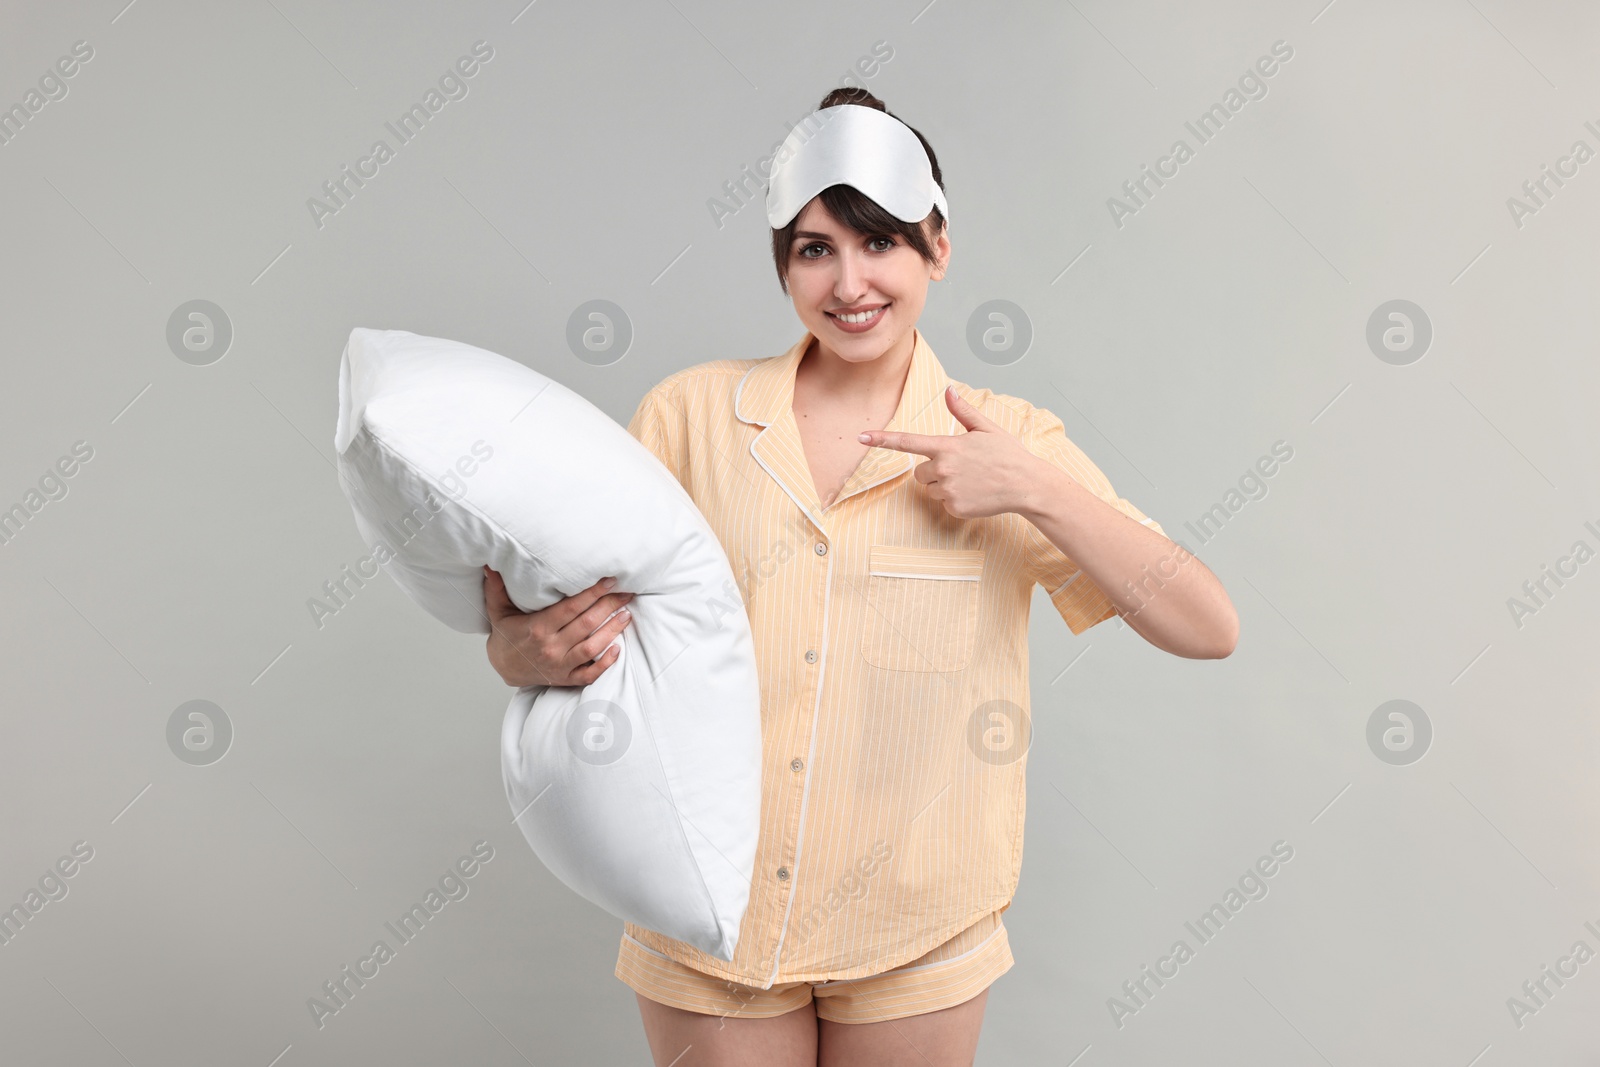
[615,326,1164,1022]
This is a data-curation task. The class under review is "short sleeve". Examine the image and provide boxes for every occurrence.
[1021,406,1166,635]
[626,383,688,488]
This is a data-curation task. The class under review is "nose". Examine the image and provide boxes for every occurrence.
[832,247,870,302]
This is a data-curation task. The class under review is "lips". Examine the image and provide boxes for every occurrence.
[826,303,889,329]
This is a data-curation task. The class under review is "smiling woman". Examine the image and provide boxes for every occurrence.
[618,88,1017,1067]
[486,83,1235,1067]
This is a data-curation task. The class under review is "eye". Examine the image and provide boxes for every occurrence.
[869,236,896,252]
[798,242,828,259]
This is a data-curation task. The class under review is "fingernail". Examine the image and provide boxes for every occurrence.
[619,608,631,619]
[858,432,872,443]
[601,576,616,589]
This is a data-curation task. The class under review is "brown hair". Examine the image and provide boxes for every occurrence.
[769,87,946,295]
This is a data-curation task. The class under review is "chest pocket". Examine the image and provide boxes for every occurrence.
[859,546,985,672]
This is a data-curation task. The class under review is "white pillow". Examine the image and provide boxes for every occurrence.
[333,326,761,961]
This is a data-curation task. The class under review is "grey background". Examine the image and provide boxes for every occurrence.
[2,0,1597,1064]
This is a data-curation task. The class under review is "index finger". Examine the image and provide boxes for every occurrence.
[547,574,621,628]
[484,567,617,624]
[860,429,950,457]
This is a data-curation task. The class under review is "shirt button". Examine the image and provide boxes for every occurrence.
[815,542,827,556]
[790,757,804,772]
[776,866,790,881]
[804,649,817,664]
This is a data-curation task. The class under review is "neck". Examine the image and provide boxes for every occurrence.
[799,328,916,403]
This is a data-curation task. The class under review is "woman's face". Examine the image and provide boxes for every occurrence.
[785,198,949,365]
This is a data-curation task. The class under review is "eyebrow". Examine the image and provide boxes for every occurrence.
[791,229,891,244]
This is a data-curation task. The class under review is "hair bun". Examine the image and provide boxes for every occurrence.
[817,87,887,112]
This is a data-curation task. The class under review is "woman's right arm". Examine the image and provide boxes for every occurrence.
[484,381,676,687]
[482,565,635,687]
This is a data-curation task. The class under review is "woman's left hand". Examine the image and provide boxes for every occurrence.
[859,385,1050,520]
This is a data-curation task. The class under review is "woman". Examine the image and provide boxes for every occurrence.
[484,87,1238,1067]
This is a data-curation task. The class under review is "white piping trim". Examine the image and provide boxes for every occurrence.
[1047,571,1083,598]
[868,570,980,581]
[748,435,828,536]
[733,361,767,426]
[622,930,677,963]
[736,416,834,984]
[810,921,1005,984]
[766,519,833,985]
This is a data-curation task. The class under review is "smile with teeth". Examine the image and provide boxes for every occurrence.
[829,304,887,324]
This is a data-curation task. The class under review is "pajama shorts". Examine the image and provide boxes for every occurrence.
[615,907,1013,1024]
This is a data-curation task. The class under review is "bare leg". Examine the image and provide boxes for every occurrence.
[816,988,990,1067]
[633,992,819,1067]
